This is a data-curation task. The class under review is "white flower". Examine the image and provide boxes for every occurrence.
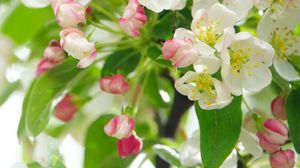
[137,0,186,13]
[257,8,300,81]
[21,0,52,8]
[180,129,238,167]
[220,31,274,96]
[175,70,233,110]
[192,0,253,21]
[239,128,263,157]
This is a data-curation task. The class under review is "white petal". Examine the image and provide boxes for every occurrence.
[180,129,201,167]
[241,64,272,93]
[174,71,201,100]
[193,55,221,74]
[21,0,51,8]
[191,0,218,17]
[223,0,253,21]
[169,0,187,10]
[213,79,233,107]
[138,0,163,13]
[253,0,270,10]
[235,32,252,41]
[274,57,300,81]
[216,26,235,51]
[239,128,263,157]
[174,28,194,40]
[257,10,275,42]
[220,150,238,168]
[286,37,300,56]
[194,40,215,55]
[275,8,300,30]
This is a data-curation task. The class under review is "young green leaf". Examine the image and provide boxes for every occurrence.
[286,88,300,153]
[84,114,134,168]
[195,96,242,168]
[153,144,181,167]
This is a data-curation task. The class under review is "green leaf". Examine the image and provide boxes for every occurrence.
[101,49,141,76]
[84,114,134,168]
[27,162,43,168]
[50,155,67,168]
[152,12,173,40]
[195,97,242,168]
[153,144,181,167]
[1,4,54,44]
[147,46,172,67]
[25,58,95,137]
[0,81,20,105]
[286,88,300,153]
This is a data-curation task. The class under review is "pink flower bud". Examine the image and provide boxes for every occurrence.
[162,39,198,68]
[43,40,65,62]
[104,115,135,139]
[270,150,295,168]
[257,132,281,153]
[52,0,86,28]
[119,0,147,37]
[60,28,97,68]
[271,96,286,120]
[54,94,77,122]
[35,58,60,77]
[99,75,129,94]
[263,119,289,145]
[117,134,142,158]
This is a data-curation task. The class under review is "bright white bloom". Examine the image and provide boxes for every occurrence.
[253,0,300,19]
[175,70,233,110]
[257,8,300,81]
[239,128,263,157]
[192,0,253,21]
[11,163,28,168]
[220,31,274,96]
[180,129,238,167]
[138,0,186,13]
[60,28,97,68]
[21,0,52,8]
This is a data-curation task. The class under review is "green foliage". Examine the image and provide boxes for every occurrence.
[0,81,20,105]
[195,97,242,168]
[153,144,181,167]
[152,12,174,40]
[1,4,55,44]
[286,87,300,154]
[101,49,141,76]
[147,46,172,67]
[84,114,134,168]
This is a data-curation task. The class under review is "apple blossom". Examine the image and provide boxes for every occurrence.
[175,70,233,110]
[54,94,77,122]
[220,32,274,96]
[99,75,129,94]
[52,0,86,28]
[35,58,61,77]
[60,28,97,68]
[257,9,300,81]
[270,149,295,168]
[104,115,135,139]
[119,0,147,37]
[239,128,263,157]
[256,132,281,152]
[138,0,186,13]
[21,0,52,8]
[271,96,286,120]
[117,134,143,158]
[43,40,65,62]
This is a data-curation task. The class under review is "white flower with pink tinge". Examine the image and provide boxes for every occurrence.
[52,0,86,28]
[270,149,295,168]
[99,75,129,94]
[119,0,147,37]
[60,28,97,68]
[104,115,135,139]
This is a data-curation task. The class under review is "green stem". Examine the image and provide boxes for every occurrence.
[242,98,264,131]
[90,2,118,21]
[91,22,123,35]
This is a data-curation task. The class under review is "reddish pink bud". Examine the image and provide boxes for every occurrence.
[117,134,142,158]
[263,119,288,145]
[52,0,86,28]
[271,96,286,120]
[119,0,147,37]
[162,39,198,68]
[257,132,281,153]
[270,150,295,168]
[99,75,129,94]
[104,115,135,139]
[54,94,77,122]
[35,58,60,77]
[43,40,65,62]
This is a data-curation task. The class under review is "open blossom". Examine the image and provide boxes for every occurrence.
[271,96,286,120]
[54,94,77,122]
[175,70,233,110]
[138,0,186,13]
[52,0,86,28]
[36,40,65,77]
[117,134,143,158]
[60,28,97,68]
[257,9,300,81]
[99,75,129,94]
[257,119,288,152]
[270,149,295,168]
[104,115,135,139]
[119,0,147,37]
[220,32,274,96]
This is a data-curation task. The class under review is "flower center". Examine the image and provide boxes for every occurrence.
[195,18,221,46]
[228,46,251,76]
